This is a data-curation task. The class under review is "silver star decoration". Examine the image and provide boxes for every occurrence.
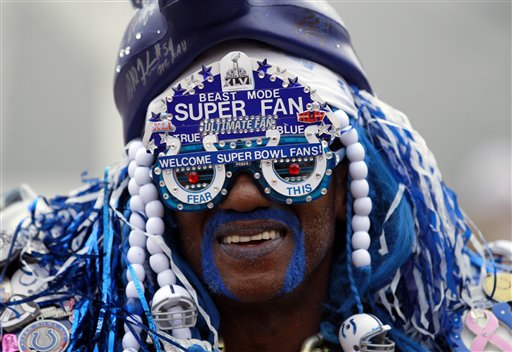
[331,127,344,139]
[185,74,199,89]
[159,133,174,149]
[145,139,158,154]
[159,99,168,113]
[317,121,332,137]
[275,67,287,79]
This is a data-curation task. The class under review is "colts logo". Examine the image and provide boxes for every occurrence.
[30,329,58,352]
[18,272,37,287]
[340,318,357,339]
[19,320,70,352]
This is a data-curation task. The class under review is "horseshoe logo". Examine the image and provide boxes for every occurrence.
[30,328,58,352]
[18,272,37,287]
[341,318,357,339]
[18,320,69,352]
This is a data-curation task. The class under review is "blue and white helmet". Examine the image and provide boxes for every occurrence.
[151,284,198,339]
[339,314,395,352]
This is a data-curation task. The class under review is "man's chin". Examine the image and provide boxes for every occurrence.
[215,272,290,303]
[210,268,318,308]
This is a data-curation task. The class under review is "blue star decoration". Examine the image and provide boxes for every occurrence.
[257,59,271,73]
[149,112,161,122]
[172,84,186,96]
[198,65,213,80]
[287,77,301,87]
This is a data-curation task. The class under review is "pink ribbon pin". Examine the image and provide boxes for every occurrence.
[2,334,19,352]
[465,309,512,351]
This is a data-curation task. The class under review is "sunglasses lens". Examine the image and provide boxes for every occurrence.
[273,157,317,183]
[173,166,216,191]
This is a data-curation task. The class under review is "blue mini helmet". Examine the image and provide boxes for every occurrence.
[114,0,372,143]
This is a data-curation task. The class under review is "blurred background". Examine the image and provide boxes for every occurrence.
[2,1,510,240]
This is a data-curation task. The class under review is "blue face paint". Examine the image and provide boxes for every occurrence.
[201,208,306,298]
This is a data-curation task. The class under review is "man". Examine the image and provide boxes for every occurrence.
[1,1,510,352]
[113,1,511,351]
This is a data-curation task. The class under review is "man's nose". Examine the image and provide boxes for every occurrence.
[218,173,272,212]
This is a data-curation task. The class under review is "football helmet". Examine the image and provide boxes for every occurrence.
[151,284,198,331]
[339,313,395,352]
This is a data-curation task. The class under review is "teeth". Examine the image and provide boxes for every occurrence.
[221,230,281,244]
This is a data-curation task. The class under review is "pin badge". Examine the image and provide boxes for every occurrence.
[2,334,19,352]
[37,305,72,321]
[462,308,512,351]
[484,272,512,303]
[18,319,70,352]
[0,294,40,332]
[10,266,49,302]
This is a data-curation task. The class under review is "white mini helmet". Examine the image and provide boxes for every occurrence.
[151,284,198,331]
[339,313,395,352]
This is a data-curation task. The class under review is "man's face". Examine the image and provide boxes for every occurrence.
[173,169,345,303]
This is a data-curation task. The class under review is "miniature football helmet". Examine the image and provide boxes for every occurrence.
[151,284,198,331]
[339,313,395,352]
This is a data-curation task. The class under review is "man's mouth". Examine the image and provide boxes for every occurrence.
[200,209,304,297]
[214,222,288,258]
[220,230,283,244]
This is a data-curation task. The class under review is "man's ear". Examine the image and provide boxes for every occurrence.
[334,162,348,221]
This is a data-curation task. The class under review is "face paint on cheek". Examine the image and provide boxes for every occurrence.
[200,226,236,299]
[280,225,305,294]
[200,208,306,298]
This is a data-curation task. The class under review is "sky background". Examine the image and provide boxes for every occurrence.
[1,0,510,240]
